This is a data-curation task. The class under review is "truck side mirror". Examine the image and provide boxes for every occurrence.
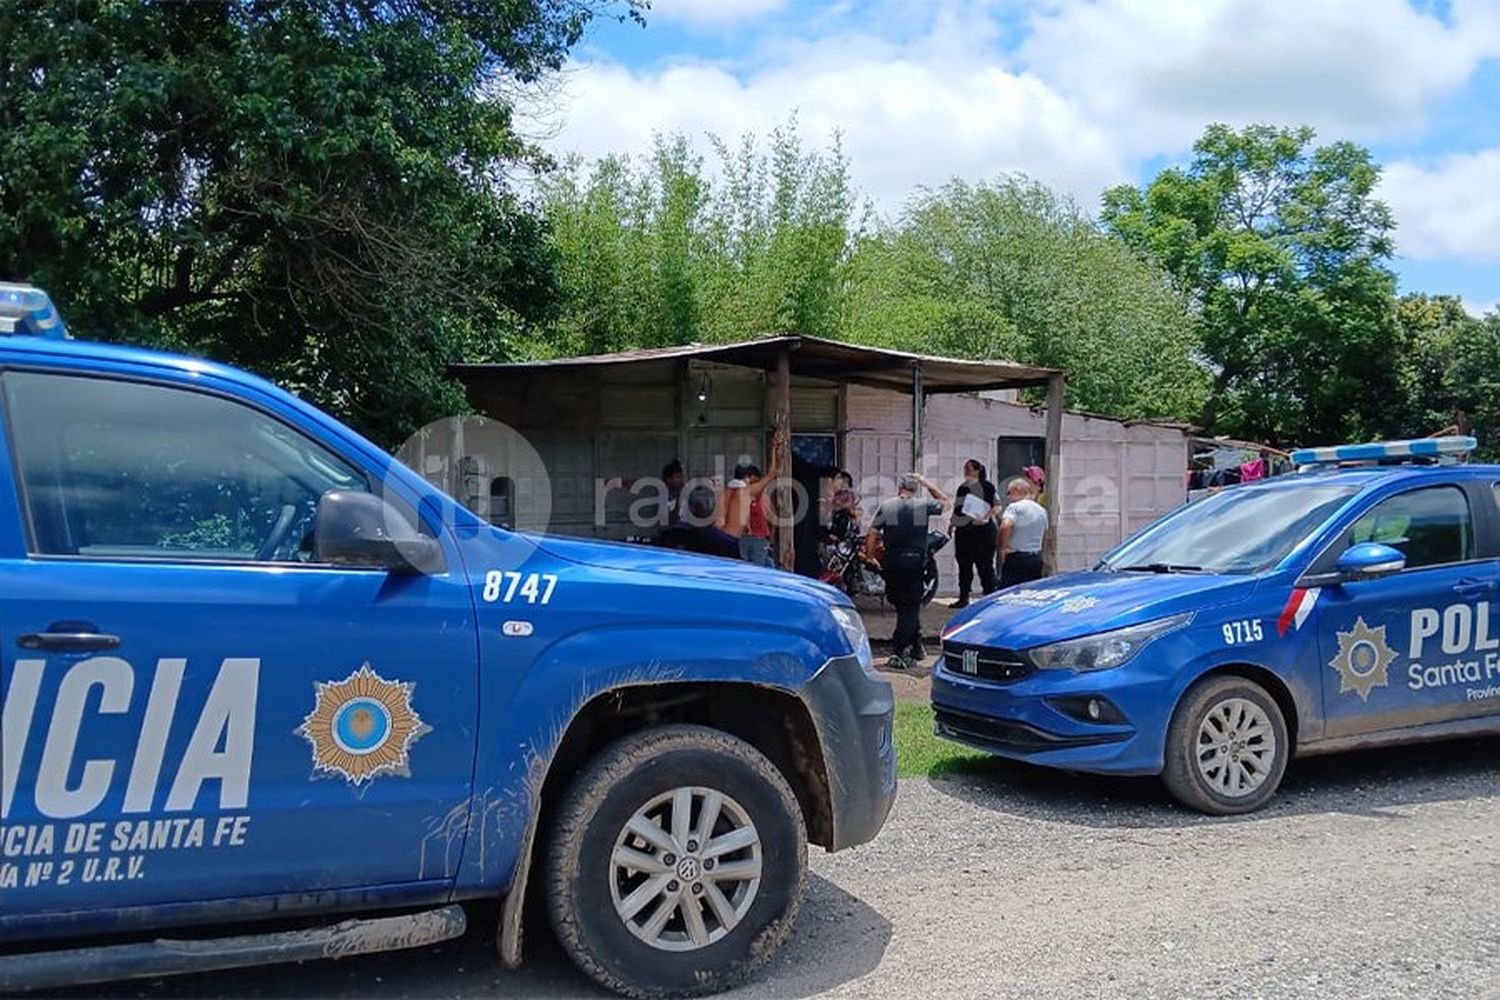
[1334,542,1405,583]
[315,490,445,575]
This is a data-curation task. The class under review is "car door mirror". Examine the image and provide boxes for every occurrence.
[315,490,444,574]
[1334,542,1406,583]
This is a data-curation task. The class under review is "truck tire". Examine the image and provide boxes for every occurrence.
[1162,675,1288,815]
[544,724,807,998]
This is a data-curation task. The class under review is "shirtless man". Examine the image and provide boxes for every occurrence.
[718,430,786,567]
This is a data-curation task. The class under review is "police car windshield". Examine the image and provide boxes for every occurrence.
[1101,484,1357,575]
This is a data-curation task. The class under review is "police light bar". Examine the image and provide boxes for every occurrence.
[0,283,68,339]
[1291,436,1477,465]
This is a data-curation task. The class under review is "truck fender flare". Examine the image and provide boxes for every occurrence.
[488,627,824,968]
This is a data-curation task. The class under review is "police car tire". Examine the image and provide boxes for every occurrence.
[544,724,808,999]
[1162,676,1289,816]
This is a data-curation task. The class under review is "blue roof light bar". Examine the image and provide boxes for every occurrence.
[1291,436,1477,465]
[0,283,68,339]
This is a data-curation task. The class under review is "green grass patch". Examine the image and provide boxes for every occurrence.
[893,702,991,779]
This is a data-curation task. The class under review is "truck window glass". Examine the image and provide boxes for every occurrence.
[1348,484,1472,569]
[4,371,366,562]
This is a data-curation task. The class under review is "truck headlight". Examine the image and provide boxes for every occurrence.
[830,605,874,673]
[1026,613,1193,672]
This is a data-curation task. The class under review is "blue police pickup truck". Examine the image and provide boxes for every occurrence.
[935,436,1500,815]
[0,285,896,996]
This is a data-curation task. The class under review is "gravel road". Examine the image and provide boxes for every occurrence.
[51,738,1500,1000]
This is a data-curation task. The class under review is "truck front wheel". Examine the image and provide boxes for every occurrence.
[544,724,808,998]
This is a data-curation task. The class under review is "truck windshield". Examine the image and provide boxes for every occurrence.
[1101,484,1357,574]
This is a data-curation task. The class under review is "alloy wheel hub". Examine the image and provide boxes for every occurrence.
[608,786,763,952]
[1195,698,1277,799]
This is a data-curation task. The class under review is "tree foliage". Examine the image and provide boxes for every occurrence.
[543,130,1204,422]
[845,179,1208,421]
[541,124,860,354]
[1392,294,1500,459]
[1103,123,1401,445]
[6,16,1486,458]
[0,0,636,445]
[1451,312,1500,461]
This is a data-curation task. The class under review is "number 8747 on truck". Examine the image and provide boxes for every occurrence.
[0,284,897,997]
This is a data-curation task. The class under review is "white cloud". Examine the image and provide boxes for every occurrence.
[542,0,1500,255]
[1018,0,1500,155]
[644,0,790,29]
[1382,148,1500,263]
[545,25,1128,214]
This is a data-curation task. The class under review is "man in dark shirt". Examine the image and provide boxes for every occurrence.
[661,459,685,525]
[865,472,949,668]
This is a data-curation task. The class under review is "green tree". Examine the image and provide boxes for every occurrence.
[698,126,861,342]
[545,131,1202,422]
[1390,294,1470,436]
[1392,295,1500,459]
[845,178,1207,422]
[1103,124,1400,445]
[1451,311,1500,460]
[543,137,711,355]
[540,123,862,354]
[0,0,637,445]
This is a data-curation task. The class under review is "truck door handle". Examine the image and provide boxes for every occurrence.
[1453,579,1497,598]
[17,623,121,653]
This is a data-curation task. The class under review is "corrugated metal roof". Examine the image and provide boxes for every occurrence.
[449,334,1060,393]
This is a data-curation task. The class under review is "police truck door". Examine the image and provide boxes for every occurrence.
[1314,484,1500,738]
[0,369,477,926]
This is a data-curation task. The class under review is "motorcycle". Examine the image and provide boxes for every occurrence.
[820,522,947,605]
[921,529,947,604]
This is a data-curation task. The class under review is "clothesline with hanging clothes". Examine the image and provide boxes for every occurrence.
[1185,437,1295,495]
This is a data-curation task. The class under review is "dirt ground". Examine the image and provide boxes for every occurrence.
[54,733,1500,1000]
[858,594,953,701]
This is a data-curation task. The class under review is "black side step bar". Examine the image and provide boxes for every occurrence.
[1,904,466,992]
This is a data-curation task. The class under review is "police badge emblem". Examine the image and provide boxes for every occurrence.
[1328,617,1397,702]
[298,663,431,785]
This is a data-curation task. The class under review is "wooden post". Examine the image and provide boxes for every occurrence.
[775,350,794,571]
[911,363,924,473]
[1042,372,1065,575]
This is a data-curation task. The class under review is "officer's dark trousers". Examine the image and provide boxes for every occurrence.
[954,524,998,600]
[883,559,925,656]
[1000,550,1044,589]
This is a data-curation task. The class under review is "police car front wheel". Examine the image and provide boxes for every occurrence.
[544,724,807,998]
[1163,676,1289,815]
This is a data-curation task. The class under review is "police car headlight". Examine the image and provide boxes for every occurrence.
[830,605,874,672]
[1027,613,1193,672]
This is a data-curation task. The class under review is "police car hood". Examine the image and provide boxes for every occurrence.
[530,533,847,606]
[942,569,1256,650]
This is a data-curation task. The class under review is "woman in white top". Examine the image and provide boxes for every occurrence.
[999,476,1048,588]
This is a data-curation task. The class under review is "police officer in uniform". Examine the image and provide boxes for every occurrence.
[865,472,949,668]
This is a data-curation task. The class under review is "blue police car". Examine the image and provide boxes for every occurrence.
[933,435,1499,814]
[0,285,896,995]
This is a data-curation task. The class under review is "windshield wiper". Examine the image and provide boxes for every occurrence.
[1114,562,1206,574]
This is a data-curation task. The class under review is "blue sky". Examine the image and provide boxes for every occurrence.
[538,0,1500,313]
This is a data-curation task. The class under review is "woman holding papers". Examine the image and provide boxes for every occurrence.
[949,459,1000,608]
